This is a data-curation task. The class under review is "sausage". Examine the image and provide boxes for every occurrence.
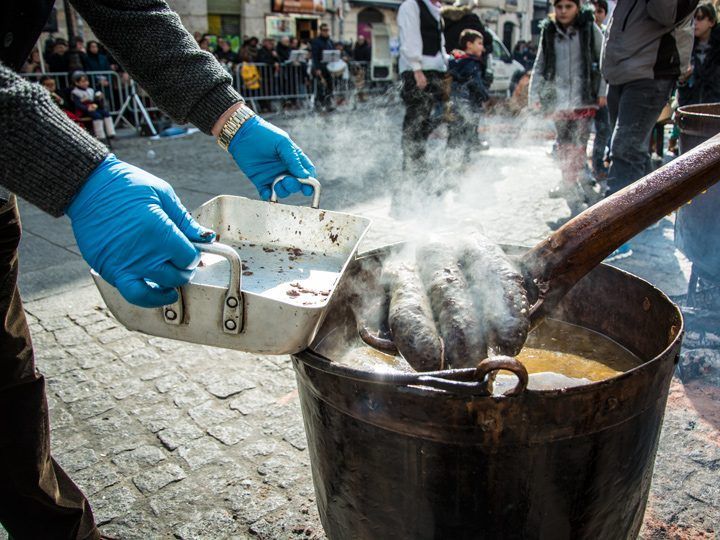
[417,243,488,369]
[344,257,398,354]
[458,234,530,356]
[385,261,445,371]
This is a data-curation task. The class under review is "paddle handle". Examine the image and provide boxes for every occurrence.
[520,133,720,325]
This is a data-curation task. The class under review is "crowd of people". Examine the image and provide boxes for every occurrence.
[192,28,374,111]
[398,0,719,260]
[21,0,720,242]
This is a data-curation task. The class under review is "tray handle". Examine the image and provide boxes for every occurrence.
[269,176,322,209]
[162,242,244,334]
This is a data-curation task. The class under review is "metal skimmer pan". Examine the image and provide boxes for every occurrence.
[92,178,372,354]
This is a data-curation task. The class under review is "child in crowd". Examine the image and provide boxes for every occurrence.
[70,71,115,142]
[447,29,490,160]
[40,76,84,125]
[530,0,606,216]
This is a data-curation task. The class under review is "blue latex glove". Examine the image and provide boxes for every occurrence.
[228,115,316,200]
[66,154,215,308]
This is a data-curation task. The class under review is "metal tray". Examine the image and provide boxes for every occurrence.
[92,179,371,354]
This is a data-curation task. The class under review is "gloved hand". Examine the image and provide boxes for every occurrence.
[66,154,215,308]
[228,115,316,200]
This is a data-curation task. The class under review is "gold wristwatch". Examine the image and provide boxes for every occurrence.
[216,103,256,151]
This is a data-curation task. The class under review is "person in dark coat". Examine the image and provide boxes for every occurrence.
[441,1,493,58]
[447,29,490,157]
[677,3,720,106]
[276,35,293,63]
[311,23,336,111]
[256,38,281,111]
[352,35,372,62]
[84,40,111,72]
[47,37,70,75]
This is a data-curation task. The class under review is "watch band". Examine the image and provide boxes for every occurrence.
[216,104,256,151]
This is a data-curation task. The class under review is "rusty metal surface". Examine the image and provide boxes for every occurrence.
[675,103,720,282]
[292,249,683,539]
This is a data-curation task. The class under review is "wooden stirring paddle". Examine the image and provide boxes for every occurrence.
[520,133,720,328]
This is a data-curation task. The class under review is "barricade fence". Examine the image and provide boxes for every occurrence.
[22,62,395,127]
[21,70,130,118]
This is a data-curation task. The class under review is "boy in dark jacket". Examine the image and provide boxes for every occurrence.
[447,29,490,157]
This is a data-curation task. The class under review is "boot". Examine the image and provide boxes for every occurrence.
[92,119,106,140]
[103,116,116,138]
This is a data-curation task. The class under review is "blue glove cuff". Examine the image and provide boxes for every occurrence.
[66,154,122,219]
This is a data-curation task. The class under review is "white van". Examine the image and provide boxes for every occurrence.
[486,29,525,97]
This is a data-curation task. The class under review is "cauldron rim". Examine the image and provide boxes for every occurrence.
[296,260,684,400]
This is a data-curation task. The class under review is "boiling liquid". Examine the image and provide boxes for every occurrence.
[331,319,641,387]
[517,318,640,382]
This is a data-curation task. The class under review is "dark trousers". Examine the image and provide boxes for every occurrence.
[314,67,334,110]
[0,197,99,540]
[592,105,611,172]
[400,70,446,172]
[606,78,674,196]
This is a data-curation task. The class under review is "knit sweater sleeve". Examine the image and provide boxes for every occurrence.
[0,62,108,217]
[68,0,243,134]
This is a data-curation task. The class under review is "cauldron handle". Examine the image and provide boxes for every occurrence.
[521,133,720,326]
[475,355,529,396]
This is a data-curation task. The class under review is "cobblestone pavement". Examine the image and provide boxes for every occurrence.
[3,108,718,539]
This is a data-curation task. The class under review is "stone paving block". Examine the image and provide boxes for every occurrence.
[49,407,75,429]
[66,342,117,369]
[282,424,308,451]
[112,445,167,474]
[86,409,136,438]
[97,326,132,344]
[133,463,187,494]
[178,437,223,470]
[228,388,276,416]
[55,447,99,473]
[240,440,281,462]
[134,403,183,433]
[50,429,88,454]
[39,315,75,332]
[92,362,132,386]
[90,484,139,525]
[173,509,241,539]
[173,381,211,408]
[54,380,102,405]
[155,372,188,393]
[54,325,91,347]
[68,394,116,420]
[70,309,107,327]
[205,373,256,399]
[72,462,122,495]
[108,377,145,400]
[148,336,183,352]
[157,420,204,451]
[48,370,101,404]
[121,348,161,367]
[35,349,75,378]
[137,362,168,381]
[257,454,306,489]
[106,336,146,356]
[147,478,206,519]
[230,487,289,525]
[98,512,165,540]
[188,400,237,429]
[30,329,57,348]
[208,418,254,446]
[85,318,118,335]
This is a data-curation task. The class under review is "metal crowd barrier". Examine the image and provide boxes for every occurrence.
[234,61,393,110]
[21,70,130,118]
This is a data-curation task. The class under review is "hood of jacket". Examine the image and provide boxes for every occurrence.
[440,5,473,22]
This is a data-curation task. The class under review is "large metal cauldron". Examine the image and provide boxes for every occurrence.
[291,246,683,540]
[675,103,720,282]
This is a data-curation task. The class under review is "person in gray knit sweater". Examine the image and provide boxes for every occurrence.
[0,1,315,538]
